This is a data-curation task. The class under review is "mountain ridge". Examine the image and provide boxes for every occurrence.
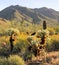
[0,5,59,24]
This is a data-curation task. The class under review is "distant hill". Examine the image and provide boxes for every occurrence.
[0,5,59,25]
[33,7,59,21]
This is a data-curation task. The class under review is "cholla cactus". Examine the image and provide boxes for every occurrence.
[27,36,33,45]
[36,21,49,48]
[43,20,47,30]
[7,28,19,36]
[7,28,19,54]
[36,29,49,38]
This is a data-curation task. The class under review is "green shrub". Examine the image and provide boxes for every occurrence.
[8,55,25,65]
[24,50,33,61]
[46,57,52,63]
[51,40,59,51]
[46,40,59,52]
[0,57,8,65]
[46,38,52,52]
[0,42,10,56]
[13,39,28,54]
[0,55,25,65]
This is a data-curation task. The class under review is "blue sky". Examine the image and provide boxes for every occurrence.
[0,0,59,11]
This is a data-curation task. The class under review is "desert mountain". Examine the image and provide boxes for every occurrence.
[0,5,59,24]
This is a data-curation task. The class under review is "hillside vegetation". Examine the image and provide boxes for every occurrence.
[0,5,59,65]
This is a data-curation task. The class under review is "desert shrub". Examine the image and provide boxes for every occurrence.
[13,39,28,55]
[23,50,34,61]
[46,40,59,52]
[51,40,59,51]
[46,57,52,63]
[0,38,29,56]
[0,47,9,56]
[46,39,52,52]
[0,57,8,65]
[48,28,55,35]
[0,55,25,65]
[0,42,10,56]
[8,55,25,65]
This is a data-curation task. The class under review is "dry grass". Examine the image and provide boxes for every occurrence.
[27,52,59,65]
[46,52,59,65]
[47,52,59,57]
